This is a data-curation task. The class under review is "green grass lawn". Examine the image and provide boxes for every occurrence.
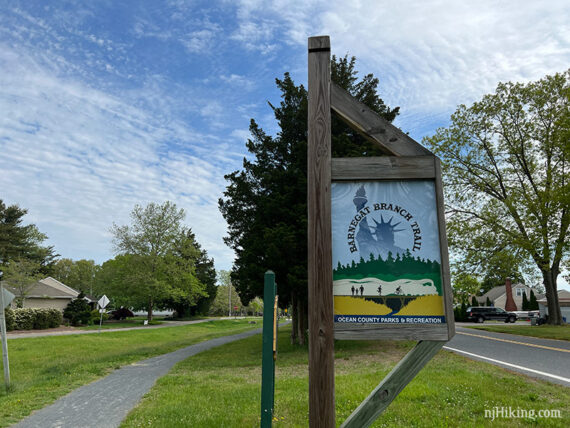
[121,324,568,428]
[0,319,259,427]
[465,324,570,341]
[78,318,164,330]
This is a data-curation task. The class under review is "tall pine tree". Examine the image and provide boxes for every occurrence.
[219,56,399,344]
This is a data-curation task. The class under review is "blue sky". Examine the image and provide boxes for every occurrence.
[1,1,569,288]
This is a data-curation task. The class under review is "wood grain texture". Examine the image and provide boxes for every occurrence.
[331,82,432,157]
[434,157,455,339]
[340,341,444,428]
[307,35,335,428]
[331,156,436,180]
[334,324,449,341]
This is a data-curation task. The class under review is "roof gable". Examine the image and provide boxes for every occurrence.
[39,277,80,297]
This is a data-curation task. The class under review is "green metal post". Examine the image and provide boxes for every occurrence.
[261,271,276,427]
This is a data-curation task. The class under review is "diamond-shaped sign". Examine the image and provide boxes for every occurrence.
[98,295,110,309]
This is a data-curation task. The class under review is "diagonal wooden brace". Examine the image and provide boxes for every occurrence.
[340,340,444,428]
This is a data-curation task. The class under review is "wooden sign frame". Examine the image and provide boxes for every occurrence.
[307,35,455,428]
[332,157,454,342]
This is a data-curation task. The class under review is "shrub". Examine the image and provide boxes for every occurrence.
[47,308,63,328]
[3,308,62,330]
[63,295,92,326]
[4,307,15,331]
[33,308,51,329]
[14,308,35,330]
[110,307,134,320]
[91,309,109,323]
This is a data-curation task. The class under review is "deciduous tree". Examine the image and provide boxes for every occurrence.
[109,202,206,320]
[426,70,570,324]
[1,258,43,307]
[52,258,100,296]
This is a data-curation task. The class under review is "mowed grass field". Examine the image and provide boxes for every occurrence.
[465,324,570,341]
[121,324,569,428]
[0,319,259,427]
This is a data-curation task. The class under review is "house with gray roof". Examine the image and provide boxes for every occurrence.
[6,277,93,311]
[476,280,543,311]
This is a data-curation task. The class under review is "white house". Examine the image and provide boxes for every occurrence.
[537,290,570,324]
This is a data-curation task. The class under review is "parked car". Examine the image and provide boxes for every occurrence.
[466,307,517,323]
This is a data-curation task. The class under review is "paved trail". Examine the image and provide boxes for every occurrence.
[6,319,215,339]
[12,327,263,428]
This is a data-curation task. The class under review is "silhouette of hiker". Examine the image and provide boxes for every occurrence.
[360,285,364,296]
[377,285,382,296]
[351,286,355,296]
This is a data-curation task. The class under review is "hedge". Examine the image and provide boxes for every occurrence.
[2,307,63,331]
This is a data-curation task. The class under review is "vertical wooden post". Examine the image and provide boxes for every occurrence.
[261,271,276,427]
[308,35,335,428]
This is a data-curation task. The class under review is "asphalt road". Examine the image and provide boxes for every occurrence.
[445,326,570,387]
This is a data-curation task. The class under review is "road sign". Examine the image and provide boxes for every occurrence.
[98,295,110,309]
[1,287,15,309]
[0,285,13,389]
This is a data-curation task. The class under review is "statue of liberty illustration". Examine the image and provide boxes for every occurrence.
[353,185,405,259]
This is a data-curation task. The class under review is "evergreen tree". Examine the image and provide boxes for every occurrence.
[522,291,529,311]
[471,295,479,307]
[0,200,57,274]
[486,296,492,306]
[63,293,92,326]
[528,291,536,310]
[219,56,399,344]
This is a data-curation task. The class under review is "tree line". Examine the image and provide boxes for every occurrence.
[334,250,442,294]
[1,200,219,320]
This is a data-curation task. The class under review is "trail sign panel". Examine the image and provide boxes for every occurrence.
[333,181,445,323]
[331,176,452,341]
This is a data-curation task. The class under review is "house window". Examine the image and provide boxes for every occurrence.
[516,288,525,297]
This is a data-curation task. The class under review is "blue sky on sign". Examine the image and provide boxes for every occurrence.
[1,1,569,287]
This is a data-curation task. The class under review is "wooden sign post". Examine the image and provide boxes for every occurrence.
[308,35,335,428]
[307,35,455,428]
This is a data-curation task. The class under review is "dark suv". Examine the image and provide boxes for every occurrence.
[466,307,517,323]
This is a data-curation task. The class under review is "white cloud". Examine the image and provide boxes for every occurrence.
[230,0,569,139]
[2,0,569,284]
[0,44,238,270]
[220,74,255,91]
